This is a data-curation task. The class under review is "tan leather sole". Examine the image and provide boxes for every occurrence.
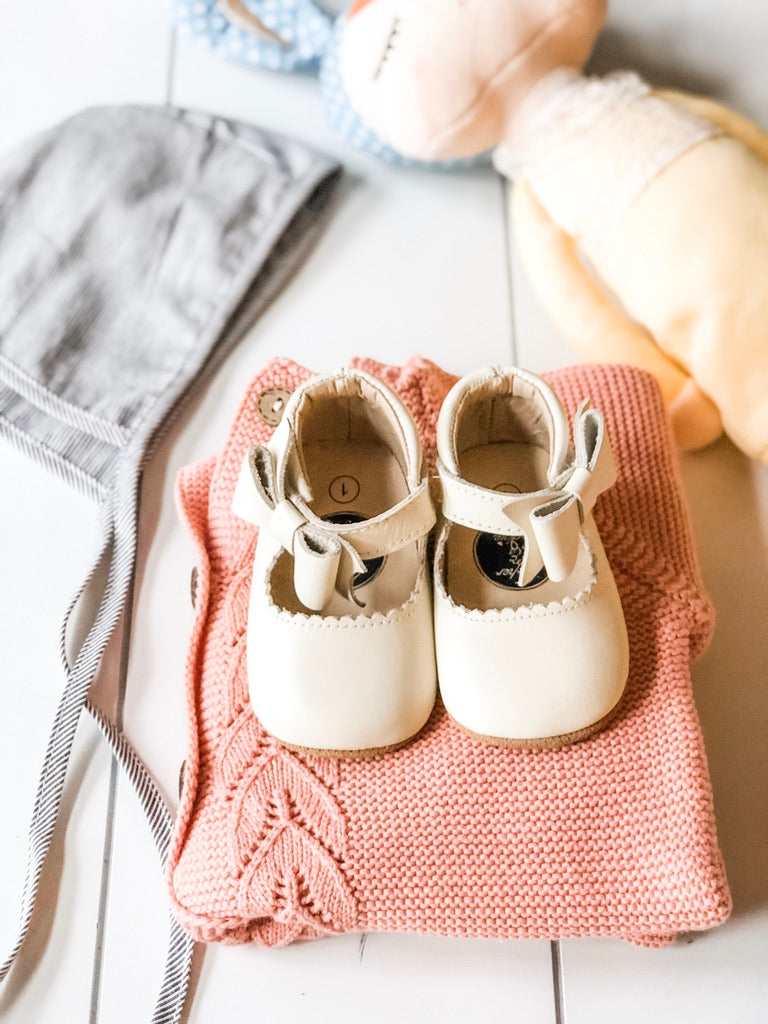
[283,694,624,759]
[280,724,429,761]
[447,694,625,751]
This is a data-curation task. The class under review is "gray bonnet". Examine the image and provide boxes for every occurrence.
[0,104,339,496]
[0,104,340,1023]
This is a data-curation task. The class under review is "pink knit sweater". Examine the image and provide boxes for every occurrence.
[168,357,731,948]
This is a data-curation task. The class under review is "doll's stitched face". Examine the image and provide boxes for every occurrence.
[339,0,606,159]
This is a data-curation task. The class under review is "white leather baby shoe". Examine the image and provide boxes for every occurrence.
[232,369,437,757]
[434,366,629,748]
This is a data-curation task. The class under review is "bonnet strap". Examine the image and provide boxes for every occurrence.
[0,464,195,1024]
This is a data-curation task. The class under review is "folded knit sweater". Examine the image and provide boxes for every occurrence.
[168,357,731,948]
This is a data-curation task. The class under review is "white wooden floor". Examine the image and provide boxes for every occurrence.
[1,2,767,1021]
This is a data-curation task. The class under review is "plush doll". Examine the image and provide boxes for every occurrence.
[338,0,768,461]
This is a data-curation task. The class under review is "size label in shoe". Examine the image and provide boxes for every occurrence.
[323,511,385,588]
[329,475,360,503]
[474,533,548,590]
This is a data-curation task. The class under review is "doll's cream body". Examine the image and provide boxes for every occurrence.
[500,71,768,460]
[608,132,768,461]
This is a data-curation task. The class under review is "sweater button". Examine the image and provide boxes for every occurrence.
[256,386,291,426]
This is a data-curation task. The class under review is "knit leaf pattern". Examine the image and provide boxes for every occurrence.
[168,357,731,948]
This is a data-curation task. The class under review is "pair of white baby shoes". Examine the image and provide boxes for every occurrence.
[233,366,629,758]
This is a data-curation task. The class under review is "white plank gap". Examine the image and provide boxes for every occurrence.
[165,29,179,107]
[498,171,519,367]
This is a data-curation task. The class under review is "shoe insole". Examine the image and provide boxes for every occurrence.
[445,442,587,611]
[277,441,419,617]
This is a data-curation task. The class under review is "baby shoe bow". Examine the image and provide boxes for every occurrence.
[233,441,435,612]
[529,399,616,582]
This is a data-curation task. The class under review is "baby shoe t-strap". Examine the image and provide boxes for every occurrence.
[434,366,629,749]
[233,369,438,758]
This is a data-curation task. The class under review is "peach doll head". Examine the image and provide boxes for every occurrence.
[339,0,607,160]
